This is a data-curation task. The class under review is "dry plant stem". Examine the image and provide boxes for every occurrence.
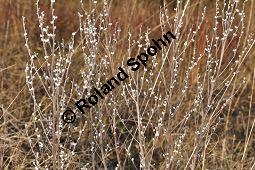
[221,75,240,161]
[49,1,58,169]
[136,99,147,169]
[89,109,96,170]
[98,108,107,169]
[112,109,122,169]
[241,69,255,165]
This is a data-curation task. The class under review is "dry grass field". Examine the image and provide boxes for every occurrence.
[0,0,255,169]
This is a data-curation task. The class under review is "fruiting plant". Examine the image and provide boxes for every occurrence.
[21,0,255,169]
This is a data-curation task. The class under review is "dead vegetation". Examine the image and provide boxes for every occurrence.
[0,0,254,169]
